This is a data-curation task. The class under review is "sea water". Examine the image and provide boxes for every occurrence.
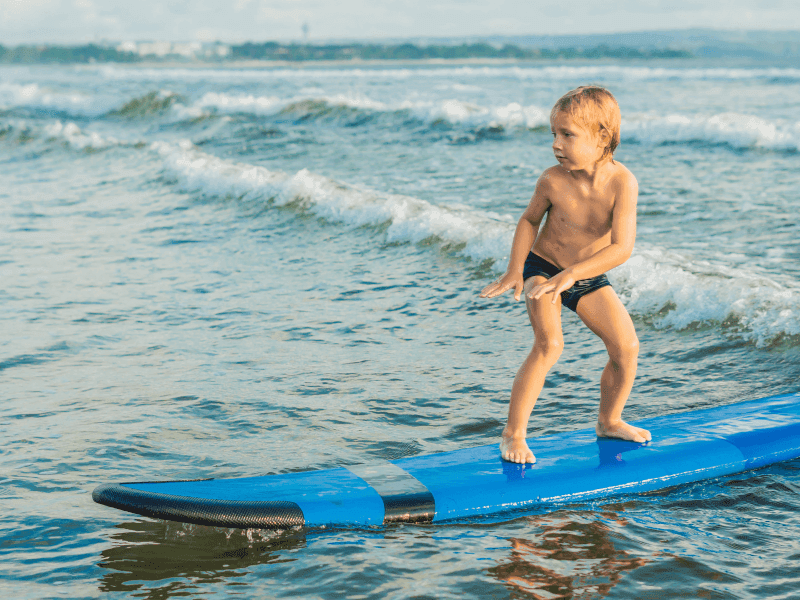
[1,59,799,599]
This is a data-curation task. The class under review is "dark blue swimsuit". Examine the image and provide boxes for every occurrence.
[522,251,611,313]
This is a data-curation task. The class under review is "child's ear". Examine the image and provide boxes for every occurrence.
[597,127,611,147]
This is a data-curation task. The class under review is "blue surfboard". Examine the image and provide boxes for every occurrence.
[93,392,800,529]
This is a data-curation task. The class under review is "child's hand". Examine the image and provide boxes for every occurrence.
[480,273,525,301]
[528,270,576,303]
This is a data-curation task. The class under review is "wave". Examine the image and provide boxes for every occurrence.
[109,90,186,119]
[624,112,800,151]
[0,82,118,117]
[151,141,800,346]
[150,140,515,265]
[0,117,141,151]
[177,91,550,132]
[175,93,798,151]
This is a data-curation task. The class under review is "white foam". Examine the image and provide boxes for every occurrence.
[149,142,800,346]
[400,99,548,130]
[624,112,800,151]
[43,120,122,150]
[611,247,800,346]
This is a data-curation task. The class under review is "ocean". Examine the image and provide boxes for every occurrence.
[1,59,799,599]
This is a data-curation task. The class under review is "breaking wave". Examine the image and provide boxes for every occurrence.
[624,112,800,151]
[180,92,550,132]
[0,117,141,150]
[150,140,515,264]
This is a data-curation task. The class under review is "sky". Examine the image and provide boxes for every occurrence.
[1,0,799,45]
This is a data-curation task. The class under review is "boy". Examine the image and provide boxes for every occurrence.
[480,86,651,464]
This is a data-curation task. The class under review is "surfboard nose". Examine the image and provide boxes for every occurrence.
[92,482,306,529]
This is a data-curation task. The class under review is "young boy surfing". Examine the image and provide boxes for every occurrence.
[480,86,651,464]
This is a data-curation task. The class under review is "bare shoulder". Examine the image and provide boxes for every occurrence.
[536,165,568,193]
[610,161,638,195]
[537,165,564,186]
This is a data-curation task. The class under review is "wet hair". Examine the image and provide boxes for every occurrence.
[550,86,621,158]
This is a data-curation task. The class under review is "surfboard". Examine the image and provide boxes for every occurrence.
[93,392,800,529]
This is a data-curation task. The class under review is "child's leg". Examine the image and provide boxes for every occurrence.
[575,287,651,442]
[501,276,564,463]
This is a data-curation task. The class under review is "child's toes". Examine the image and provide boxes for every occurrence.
[637,427,652,441]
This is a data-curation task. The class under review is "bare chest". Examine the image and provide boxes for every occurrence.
[549,189,615,236]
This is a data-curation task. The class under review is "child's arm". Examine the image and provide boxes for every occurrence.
[530,172,637,302]
[480,174,552,301]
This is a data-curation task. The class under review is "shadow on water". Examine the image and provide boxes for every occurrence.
[487,513,648,599]
[97,519,307,595]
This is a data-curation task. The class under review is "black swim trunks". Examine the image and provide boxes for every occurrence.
[522,251,611,313]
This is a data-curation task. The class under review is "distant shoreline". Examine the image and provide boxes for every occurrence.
[20,57,710,70]
[25,56,795,70]
[89,57,587,69]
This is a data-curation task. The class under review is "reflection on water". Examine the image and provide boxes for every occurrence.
[489,514,647,599]
[98,520,306,594]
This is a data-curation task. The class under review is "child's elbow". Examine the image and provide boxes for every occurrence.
[613,242,634,264]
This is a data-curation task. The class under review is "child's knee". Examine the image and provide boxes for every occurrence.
[609,335,638,367]
[534,335,563,363]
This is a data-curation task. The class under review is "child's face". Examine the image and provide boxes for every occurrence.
[550,111,606,171]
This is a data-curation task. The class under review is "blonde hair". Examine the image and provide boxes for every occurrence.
[550,86,621,158]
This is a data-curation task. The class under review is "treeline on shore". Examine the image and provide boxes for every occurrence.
[0,41,691,64]
[0,44,139,63]
[231,42,690,61]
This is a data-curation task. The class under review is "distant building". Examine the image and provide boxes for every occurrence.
[113,41,230,59]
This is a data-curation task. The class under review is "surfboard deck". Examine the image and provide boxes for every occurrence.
[93,392,800,529]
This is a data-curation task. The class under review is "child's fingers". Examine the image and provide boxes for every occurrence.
[480,279,506,298]
[513,280,523,301]
[528,284,550,300]
[479,281,500,297]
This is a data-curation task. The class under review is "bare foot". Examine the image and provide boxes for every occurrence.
[596,420,651,443]
[500,434,536,464]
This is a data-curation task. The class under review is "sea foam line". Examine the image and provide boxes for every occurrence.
[95,64,800,83]
[150,141,800,346]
